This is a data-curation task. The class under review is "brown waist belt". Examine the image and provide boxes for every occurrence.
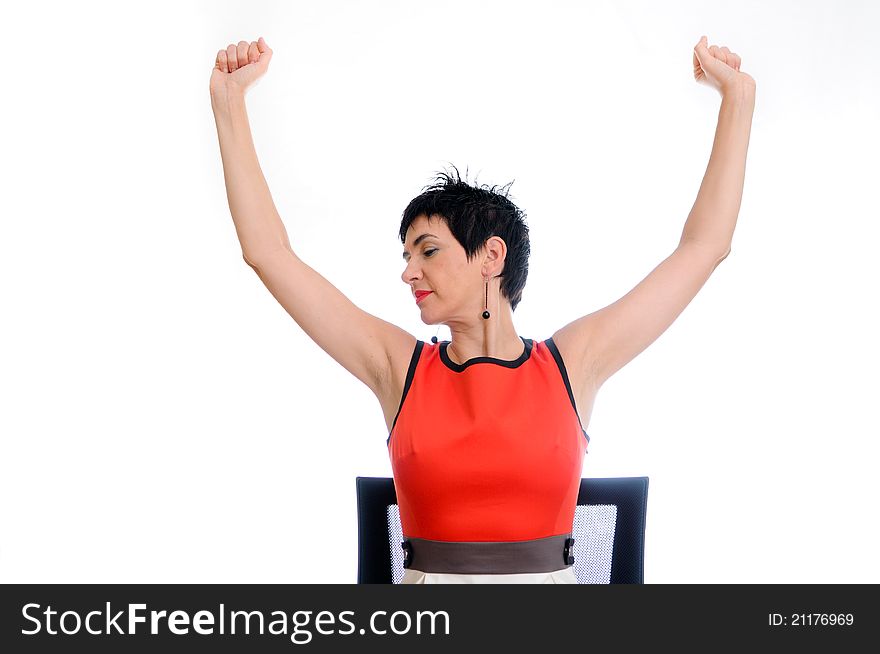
[400,533,575,574]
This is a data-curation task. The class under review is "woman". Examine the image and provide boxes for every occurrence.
[210,36,755,583]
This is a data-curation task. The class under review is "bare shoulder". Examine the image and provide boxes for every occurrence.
[371,320,419,430]
[374,321,419,390]
[549,318,603,434]
[550,316,602,390]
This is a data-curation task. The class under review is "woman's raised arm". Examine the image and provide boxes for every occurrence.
[210,38,289,262]
[209,38,416,396]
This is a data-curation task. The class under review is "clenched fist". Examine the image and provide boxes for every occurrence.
[693,35,755,97]
[210,36,273,102]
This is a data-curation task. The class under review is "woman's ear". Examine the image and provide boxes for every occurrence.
[483,236,508,274]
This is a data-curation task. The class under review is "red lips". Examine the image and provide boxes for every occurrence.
[415,290,433,303]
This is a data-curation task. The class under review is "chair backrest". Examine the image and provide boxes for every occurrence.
[356,476,649,584]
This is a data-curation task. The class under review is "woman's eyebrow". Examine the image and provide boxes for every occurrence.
[402,233,439,258]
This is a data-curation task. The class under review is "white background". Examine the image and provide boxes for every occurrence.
[2,0,878,583]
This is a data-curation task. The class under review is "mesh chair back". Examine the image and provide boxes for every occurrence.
[356,476,648,584]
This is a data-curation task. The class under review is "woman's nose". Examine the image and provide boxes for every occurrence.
[401,262,421,285]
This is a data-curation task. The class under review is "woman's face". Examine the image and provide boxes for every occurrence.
[401,214,481,324]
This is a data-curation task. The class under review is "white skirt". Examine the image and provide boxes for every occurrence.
[401,565,578,584]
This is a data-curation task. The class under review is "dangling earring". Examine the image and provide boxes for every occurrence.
[482,276,491,319]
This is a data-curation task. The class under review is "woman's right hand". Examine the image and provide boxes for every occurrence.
[210,37,273,101]
[692,35,754,97]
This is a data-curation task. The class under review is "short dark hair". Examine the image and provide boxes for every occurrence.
[398,164,531,312]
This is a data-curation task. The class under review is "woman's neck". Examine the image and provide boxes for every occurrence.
[446,306,521,364]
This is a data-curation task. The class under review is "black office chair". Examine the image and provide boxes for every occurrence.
[356,476,649,584]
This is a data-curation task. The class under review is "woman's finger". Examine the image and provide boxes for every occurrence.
[217,49,228,74]
[226,44,238,72]
[237,41,249,67]
[256,36,268,53]
[248,41,259,64]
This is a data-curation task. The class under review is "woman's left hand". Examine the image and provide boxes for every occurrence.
[693,35,755,96]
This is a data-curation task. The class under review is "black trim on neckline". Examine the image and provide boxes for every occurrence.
[439,336,533,372]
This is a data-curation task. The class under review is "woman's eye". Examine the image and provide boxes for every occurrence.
[424,249,437,257]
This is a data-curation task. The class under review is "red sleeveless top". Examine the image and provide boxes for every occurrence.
[387,336,590,542]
